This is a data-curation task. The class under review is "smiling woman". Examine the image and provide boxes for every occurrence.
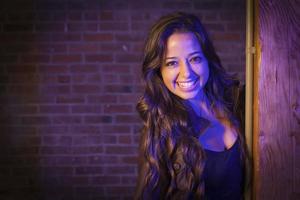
[135,12,248,199]
[160,32,209,101]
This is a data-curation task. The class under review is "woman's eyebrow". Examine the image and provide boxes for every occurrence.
[188,51,203,56]
[165,56,177,60]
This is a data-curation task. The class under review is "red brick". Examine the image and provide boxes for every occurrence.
[118,135,132,144]
[115,53,140,63]
[42,136,58,145]
[119,74,135,83]
[104,166,135,174]
[99,43,123,52]
[103,104,132,113]
[88,155,118,165]
[131,22,151,31]
[99,11,113,20]
[67,22,97,32]
[115,33,144,42]
[105,146,136,155]
[72,85,101,93]
[57,75,71,83]
[87,95,117,104]
[59,136,72,145]
[69,44,99,52]
[101,74,118,83]
[203,13,218,21]
[52,115,82,124]
[99,22,128,31]
[102,125,130,134]
[39,105,70,114]
[121,175,137,184]
[103,85,132,93]
[212,33,241,41]
[35,23,65,32]
[91,176,120,185]
[120,156,138,165]
[52,54,82,63]
[226,23,244,31]
[75,186,104,197]
[52,33,82,42]
[56,95,85,104]
[86,74,102,83]
[84,115,112,124]
[41,85,71,94]
[83,33,113,42]
[118,94,141,105]
[7,105,38,114]
[21,116,51,125]
[37,126,69,134]
[40,146,72,155]
[73,136,88,145]
[70,64,99,73]
[72,146,103,154]
[41,167,73,176]
[84,12,98,21]
[69,125,101,134]
[67,12,82,21]
[72,156,88,165]
[72,135,102,146]
[105,186,135,194]
[30,43,67,53]
[52,12,67,21]
[85,54,113,62]
[103,135,117,144]
[204,23,225,31]
[75,166,103,175]
[101,64,131,73]
[38,65,69,73]
[71,105,102,113]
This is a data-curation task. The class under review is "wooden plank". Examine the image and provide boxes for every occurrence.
[255,0,300,199]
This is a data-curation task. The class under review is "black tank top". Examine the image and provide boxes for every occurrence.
[203,139,244,200]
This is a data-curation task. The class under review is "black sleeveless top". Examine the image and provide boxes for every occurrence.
[203,139,244,200]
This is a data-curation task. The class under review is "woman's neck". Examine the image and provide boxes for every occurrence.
[187,91,213,120]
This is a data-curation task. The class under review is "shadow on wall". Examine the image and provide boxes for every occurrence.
[0,1,142,199]
[0,1,51,199]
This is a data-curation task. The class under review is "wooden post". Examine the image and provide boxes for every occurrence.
[253,0,300,199]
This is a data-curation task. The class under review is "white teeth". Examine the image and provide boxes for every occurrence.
[177,80,196,88]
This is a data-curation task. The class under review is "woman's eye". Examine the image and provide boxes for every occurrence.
[190,56,202,63]
[165,61,177,67]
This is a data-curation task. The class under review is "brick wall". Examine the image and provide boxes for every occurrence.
[0,0,245,199]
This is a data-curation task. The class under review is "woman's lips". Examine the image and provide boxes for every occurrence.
[177,78,199,91]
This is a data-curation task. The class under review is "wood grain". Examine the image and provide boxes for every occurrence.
[255,0,300,199]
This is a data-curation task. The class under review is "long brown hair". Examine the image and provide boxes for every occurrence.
[135,12,246,199]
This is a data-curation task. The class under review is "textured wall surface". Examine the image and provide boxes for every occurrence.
[0,0,245,199]
[254,0,300,199]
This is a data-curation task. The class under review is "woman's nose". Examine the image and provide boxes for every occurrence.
[179,60,192,78]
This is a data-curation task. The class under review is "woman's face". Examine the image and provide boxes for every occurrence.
[160,32,209,101]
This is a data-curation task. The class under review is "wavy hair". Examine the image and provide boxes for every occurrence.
[135,12,247,199]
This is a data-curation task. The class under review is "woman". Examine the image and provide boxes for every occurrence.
[135,12,248,199]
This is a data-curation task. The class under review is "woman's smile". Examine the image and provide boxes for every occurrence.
[176,78,199,91]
